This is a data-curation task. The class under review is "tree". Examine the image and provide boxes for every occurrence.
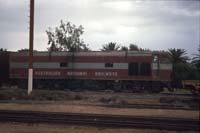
[168,48,198,81]
[46,28,61,52]
[120,46,128,51]
[101,42,120,51]
[46,20,89,52]
[18,48,37,52]
[0,48,7,52]
[172,63,200,80]
[168,48,189,64]
[81,44,91,51]
[192,45,200,69]
[129,44,139,51]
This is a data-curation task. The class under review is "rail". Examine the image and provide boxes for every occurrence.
[0,110,199,131]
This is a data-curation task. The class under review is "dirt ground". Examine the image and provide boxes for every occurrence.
[0,102,199,119]
[0,89,199,132]
[0,123,198,133]
[0,87,196,106]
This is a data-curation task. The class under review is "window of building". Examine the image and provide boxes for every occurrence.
[105,63,113,68]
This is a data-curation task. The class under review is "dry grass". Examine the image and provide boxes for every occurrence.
[0,87,87,101]
[0,87,198,109]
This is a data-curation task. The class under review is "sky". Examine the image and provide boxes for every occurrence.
[0,0,199,57]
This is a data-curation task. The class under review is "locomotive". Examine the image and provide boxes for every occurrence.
[0,50,172,93]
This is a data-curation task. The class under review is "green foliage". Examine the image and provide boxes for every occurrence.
[121,44,150,51]
[129,44,149,51]
[74,94,84,100]
[81,44,91,51]
[101,42,120,51]
[99,96,118,103]
[0,88,85,101]
[46,20,90,52]
[191,44,200,69]
[129,44,139,51]
[168,48,199,81]
[120,46,128,51]
[171,63,200,80]
[101,43,148,52]
[168,48,189,64]
[0,48,7,52]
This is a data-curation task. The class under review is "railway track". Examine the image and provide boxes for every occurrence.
[0,100,199,111]
[0,110,199,131]
[104,103,199,110]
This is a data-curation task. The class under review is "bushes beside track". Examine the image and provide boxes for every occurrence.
[0,87,87,101]
[99,96,129,105]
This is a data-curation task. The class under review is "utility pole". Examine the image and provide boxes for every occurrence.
[28,0,34,95]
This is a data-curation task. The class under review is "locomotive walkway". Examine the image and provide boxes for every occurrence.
[0,110,199,131]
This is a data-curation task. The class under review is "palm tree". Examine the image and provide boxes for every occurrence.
[101,42,120,51]
[192,45,200,69]
[169,48,190,82]
[168,48,189,64]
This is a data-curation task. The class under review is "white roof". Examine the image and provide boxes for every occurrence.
[10,51,152,57]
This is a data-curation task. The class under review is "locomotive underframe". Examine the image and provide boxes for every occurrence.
[9,78,171,93]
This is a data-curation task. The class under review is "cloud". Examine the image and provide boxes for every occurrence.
[102,1,133,12]
[0,0,199,57]
[0,1,28,32]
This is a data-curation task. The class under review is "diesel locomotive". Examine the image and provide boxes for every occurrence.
[0,50,173,93]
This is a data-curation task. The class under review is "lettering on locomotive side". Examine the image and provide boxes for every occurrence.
[95,72,118,77]
[67,72,87,76]
[35,71,61,76]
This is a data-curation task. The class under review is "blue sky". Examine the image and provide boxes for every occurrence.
[0,0,199,57]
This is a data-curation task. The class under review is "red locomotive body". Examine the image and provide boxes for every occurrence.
[10,51,171,80]
[8,51,172,92]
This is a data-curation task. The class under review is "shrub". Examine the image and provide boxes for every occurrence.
[116,99,129,105]
[99,96,118,104]
[159,97,175,103]
[74,94,84,100]
[104,90,114,93]
[99,97,110,103]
